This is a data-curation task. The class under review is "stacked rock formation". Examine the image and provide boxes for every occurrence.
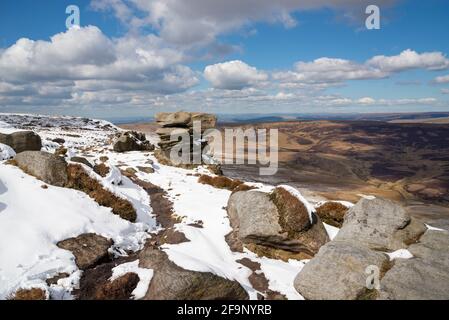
[154,111,217,165]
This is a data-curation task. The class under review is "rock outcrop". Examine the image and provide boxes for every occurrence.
[0,131,42,153]
[378,230,449,300]
[226,186,329,260]
[113,131,154,153]
[154,111,217,167]
[294,240,389,300]
[15,151,68,187]
[57,233,113,270]
[139,248,248,300]
[294,197,436,300]
[334,198,427,251]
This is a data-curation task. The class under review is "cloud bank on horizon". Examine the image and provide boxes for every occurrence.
[0,0,448,117]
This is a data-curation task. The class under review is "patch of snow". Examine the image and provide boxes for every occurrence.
[0,120,22,134]
[387,249,413,260]
[425,224,446,232]
[256,256,304,300]
[0,143,16,161]
[110,260,153,300]
[48,270,82,300]
[0,164,155,299]
[323,223,340,240]
[104,165,123,186]
[105,151,306,300]
[84,164,156,227]
[357,194,376,200]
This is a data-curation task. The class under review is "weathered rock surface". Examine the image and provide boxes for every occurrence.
[52,138,66,144]
[15,151,68,187]
[113,131,154,152]
[226,186,329,260]
[155,111,217,129]
[378,230,449,300]
[294,240,389,300]
[0,131,42,153]
[190,112,217,130]
[57,233,113,270]
[292,198,449,300]
[154,112,217,168]
[156,127,191,140]
[335,198,427,251]
[155,111,192,127]
[136,166,154,174]
[139,248,248,300]
[79,260,139,300]
[70,156,93,168]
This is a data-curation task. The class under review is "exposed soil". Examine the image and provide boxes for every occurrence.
[127,175,189,246]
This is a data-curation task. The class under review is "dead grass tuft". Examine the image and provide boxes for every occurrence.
[66,164,136,222]
[230,183,256,195]
[315,202,348,228]
[198,174,243,191]
[93,163,110,177]
[54,146,67,157]
[12,288,46,300]
[270,187,311,236]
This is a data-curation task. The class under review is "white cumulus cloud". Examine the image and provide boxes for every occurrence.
[434,74,449,84]
[367,49,449,72]
[204,60,268,90]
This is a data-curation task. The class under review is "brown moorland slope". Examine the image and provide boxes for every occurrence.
[219,120,449,228]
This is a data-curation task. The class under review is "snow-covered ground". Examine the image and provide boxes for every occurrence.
[0,113,344,300]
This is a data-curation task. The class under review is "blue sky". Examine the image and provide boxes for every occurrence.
[0,0,449,118]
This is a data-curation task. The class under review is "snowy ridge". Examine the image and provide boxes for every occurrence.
[0,113,341,300]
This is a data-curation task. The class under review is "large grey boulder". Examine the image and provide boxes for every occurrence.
[113,131,154,153]
[378,257,449,300]
[15,151,68,187]
[226,186,329,260]
[57,233,113,270]
[378,230,449,300]
[139,248,248,300]
[335,198,427,251]
[0,131,42,153]
[294,240,389,300]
